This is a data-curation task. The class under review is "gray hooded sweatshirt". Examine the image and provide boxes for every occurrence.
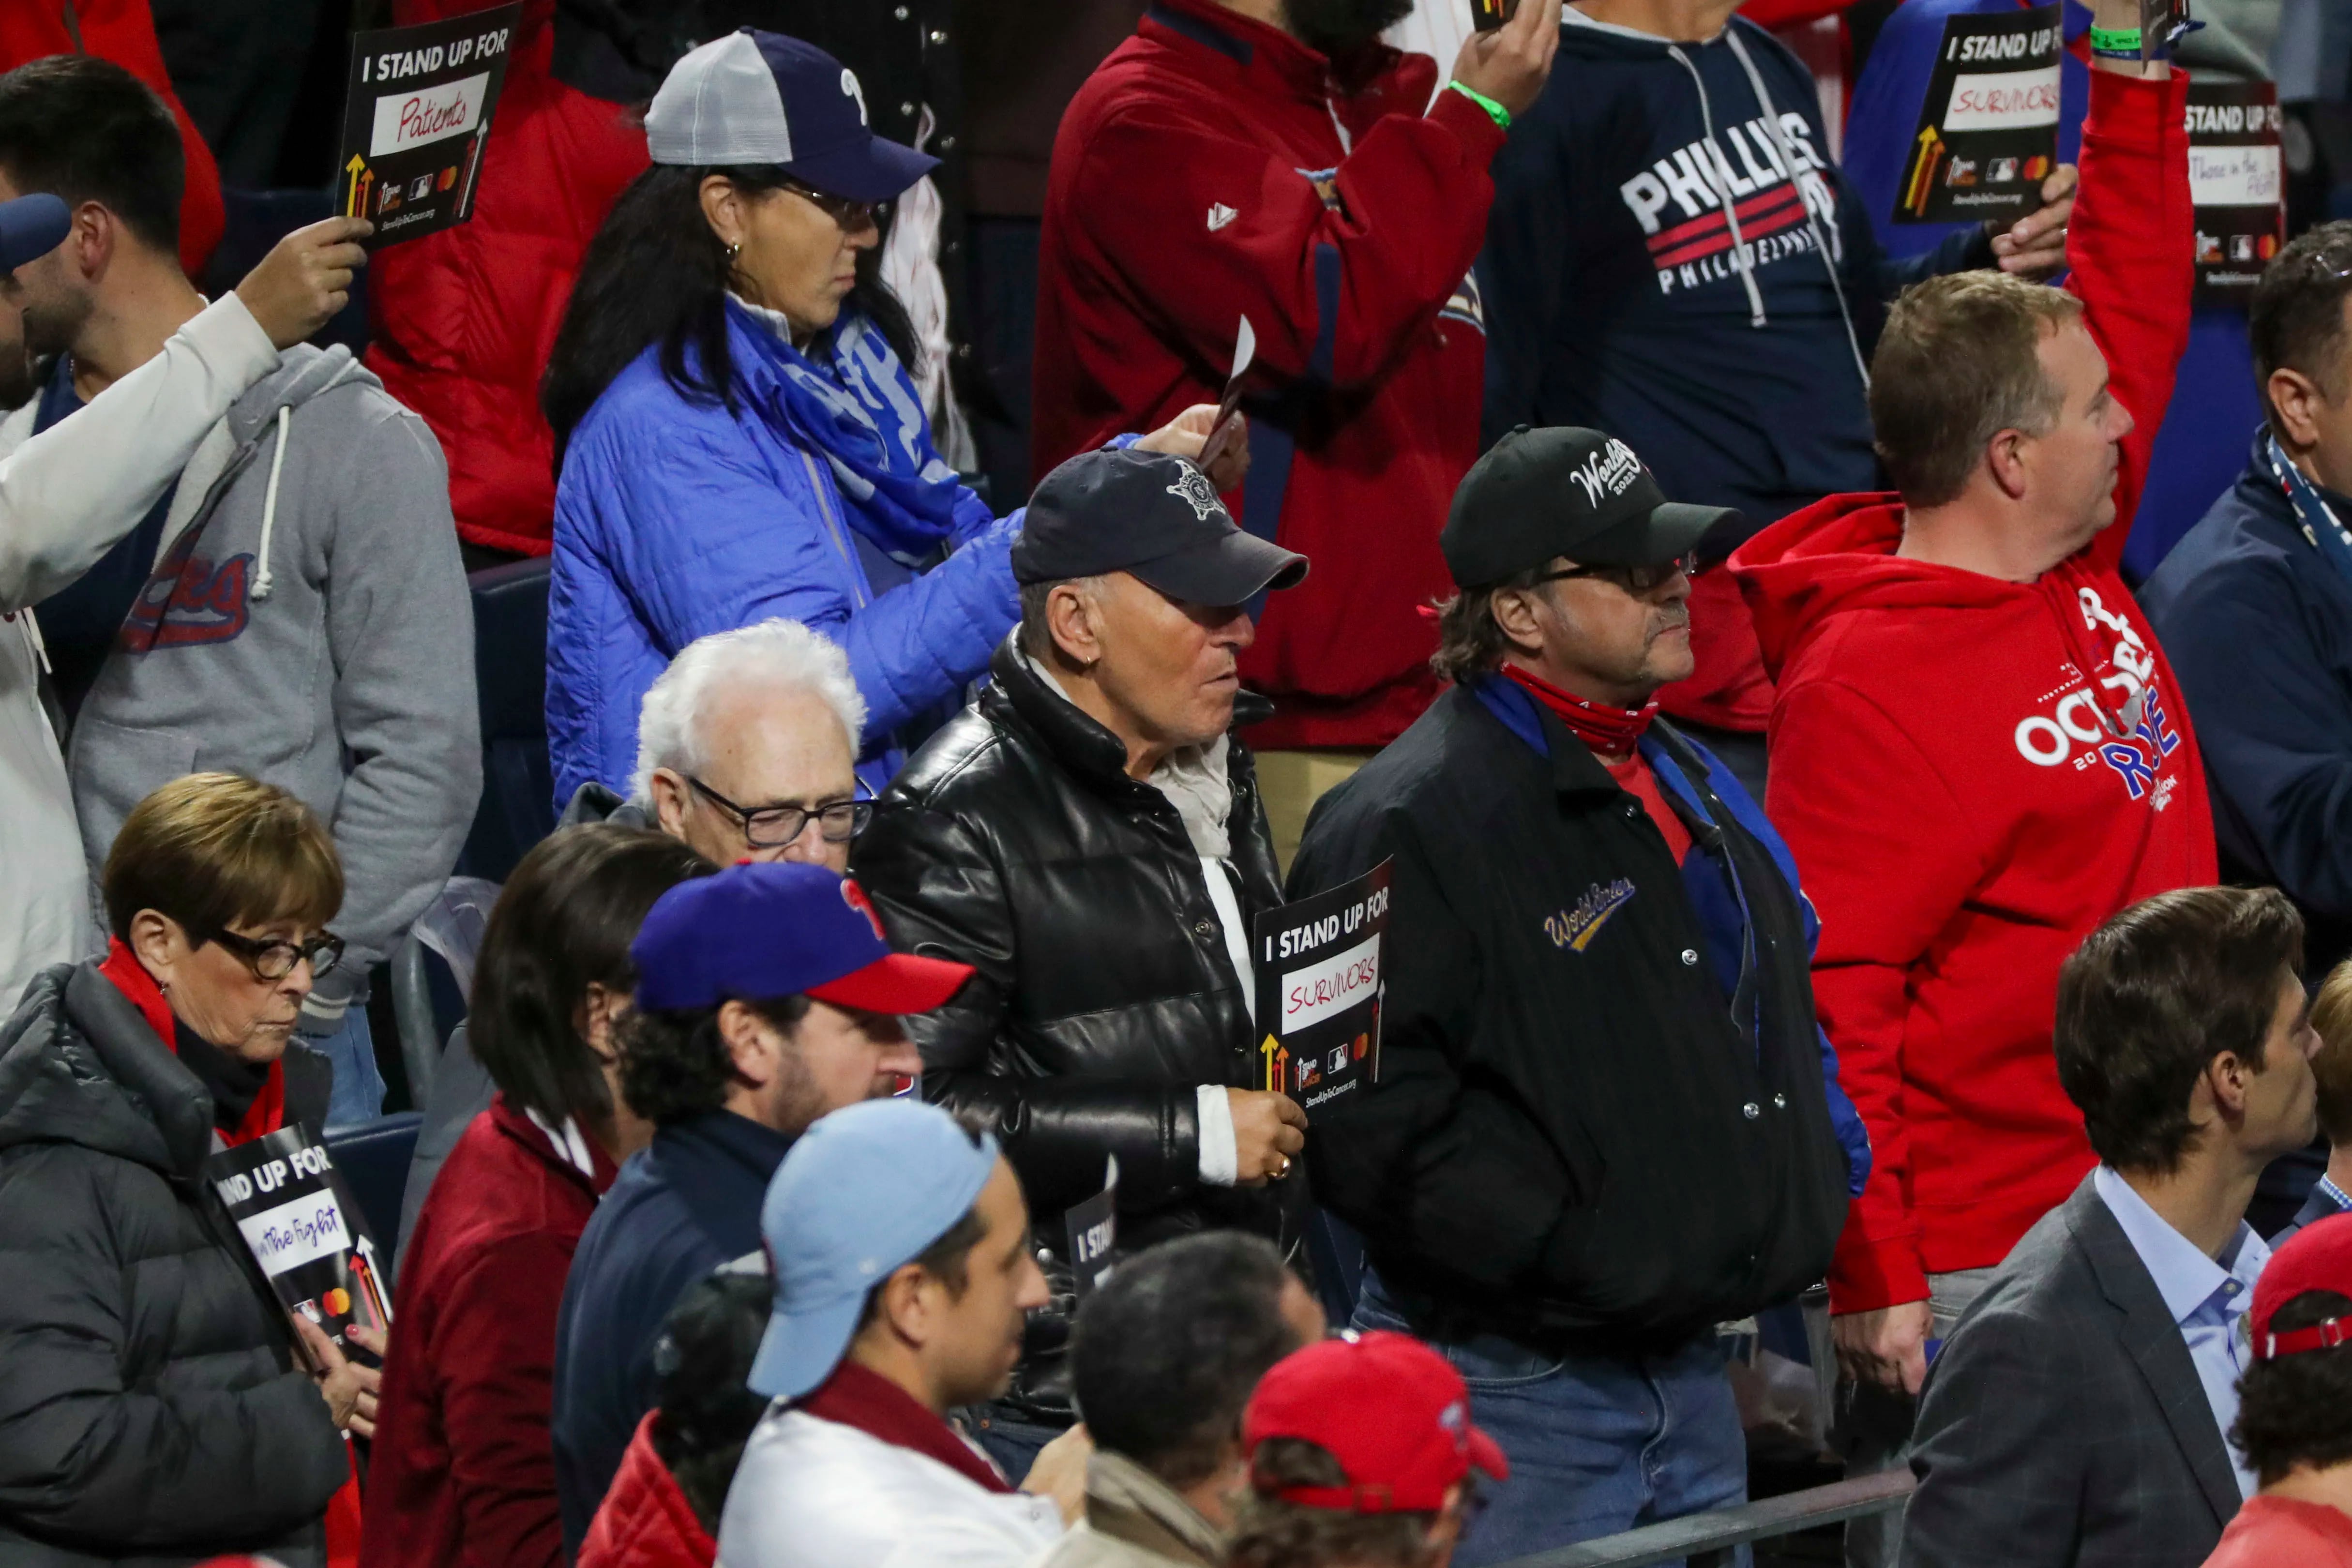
[50,343,479,1024]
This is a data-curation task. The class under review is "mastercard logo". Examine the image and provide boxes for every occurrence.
[324,1287,350,1316]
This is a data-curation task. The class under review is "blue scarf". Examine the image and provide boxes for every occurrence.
[733,298,965,568]
[2265,430,2352,592]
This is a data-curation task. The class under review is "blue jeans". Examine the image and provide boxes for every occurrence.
[1355,1271,1750,1568]
[305,1005,385,1130]
[958,1403,1064,1485]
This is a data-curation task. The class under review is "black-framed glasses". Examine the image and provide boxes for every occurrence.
[689,776,874,850]
[782,181,878,232]
[206,928,345,981]
[1530,555,1695,597]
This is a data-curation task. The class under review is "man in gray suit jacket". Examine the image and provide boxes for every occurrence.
[1904,886,2323,1568]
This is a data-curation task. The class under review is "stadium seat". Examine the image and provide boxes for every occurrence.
[461,556,556,883]
[326,1111,423,1268]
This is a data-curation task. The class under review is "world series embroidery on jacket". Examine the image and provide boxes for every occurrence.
[1618,113,1841,295]
[1546,879,1638,952]
[2011,586,2184,807]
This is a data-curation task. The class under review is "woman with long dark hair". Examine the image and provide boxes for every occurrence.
[542,30,1238,808]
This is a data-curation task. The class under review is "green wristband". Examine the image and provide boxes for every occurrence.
[2088,23,2143,55]
[1446,79,1512,130]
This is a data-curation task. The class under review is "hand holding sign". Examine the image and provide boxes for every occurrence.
[1990,162,2077,280]
[299,1314,386,1438]
[1230,1087,1308,1184]
[1134,400,1251,494]
[1449,0,1565,119]
[235,217,373,348]
[1197,316,1256,481]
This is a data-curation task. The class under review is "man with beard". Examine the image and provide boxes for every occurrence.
[1289,426,1868,1565]
[0,178,369,1006]
[1030,0,1561,867]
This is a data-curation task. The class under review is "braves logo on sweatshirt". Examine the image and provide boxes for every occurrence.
[118,550,255,652]
[1618,113,1840,295]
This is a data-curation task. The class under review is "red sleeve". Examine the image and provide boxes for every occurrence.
[1766,678,1989,1313]
[2069,69,2193,576]
[437,1236,575,1568]
[1066,88,1503,390]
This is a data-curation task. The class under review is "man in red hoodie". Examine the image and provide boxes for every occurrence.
[1727,4,2205,1521]
[1030,0,1560,861]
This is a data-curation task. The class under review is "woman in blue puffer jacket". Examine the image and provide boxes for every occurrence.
[541,28,1237,805]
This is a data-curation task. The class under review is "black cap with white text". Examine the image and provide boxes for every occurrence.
[1442,425,1741,588]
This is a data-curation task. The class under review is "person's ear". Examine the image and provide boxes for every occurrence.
[1046,581,1103,669]
[67,200,114,282]
[2269,366,2332,452]
[1986,426,2032,502]
[875,1260,935,1349]
[1488,582,1550,661]
[578,981,626,1062]
[127,908,185,986]
[648,768,692,839]
[717,999,777,1088]
[697,175,746,253]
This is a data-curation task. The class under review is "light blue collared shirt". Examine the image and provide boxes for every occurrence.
[2093,1165,2270,1496]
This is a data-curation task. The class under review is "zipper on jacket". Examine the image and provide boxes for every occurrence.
[794,448,872,611]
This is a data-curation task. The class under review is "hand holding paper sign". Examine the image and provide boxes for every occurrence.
[1990,163,2078,280]
[1132,401,1251,494]
[1230,1086,1308,1183]
[298,1314,387,1438]
[235,216,373,348]
[1449,0,1564,119]
[1197,316,1256,479]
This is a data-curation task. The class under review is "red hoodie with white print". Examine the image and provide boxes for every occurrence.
[1729,68,2211,1313]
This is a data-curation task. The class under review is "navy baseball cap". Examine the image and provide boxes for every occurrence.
[1013,446,1308,606]
[0,194,67,271]
[749,1098,1001,1398]
[645,30,936,204]
[630,860,972,1014]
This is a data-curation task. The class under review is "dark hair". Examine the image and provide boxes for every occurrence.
[542,162,920,458]
[1070,1233,1304,1489]
[2055,886,2305,1174]
[1228,1438,1457,1568]
[2251,222,2352,426]
[650,1262,775,1533]
[0,55,182,256]
[617,993,814,1125]
[469,826,714,1130]
[2232,1285,2352,1486]
[1429,567,1553,684]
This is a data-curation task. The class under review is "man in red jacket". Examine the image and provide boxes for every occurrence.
[1031,0,1560,861]
[1728,9,2207,1531]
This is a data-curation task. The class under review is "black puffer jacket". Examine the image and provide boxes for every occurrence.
[853,639,1297,1416]
[0,962,347,1568]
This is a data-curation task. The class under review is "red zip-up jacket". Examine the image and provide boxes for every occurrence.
[576,1415,716,1568]
[1730,69,2212,1313]
[360,1095,617,1568]
[1031,0,1503,749]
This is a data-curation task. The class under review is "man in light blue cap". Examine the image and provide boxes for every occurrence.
[716,1097,1085,1568]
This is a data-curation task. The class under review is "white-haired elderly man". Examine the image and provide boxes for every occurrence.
[400,618,873,1256]
[560,617,871,873]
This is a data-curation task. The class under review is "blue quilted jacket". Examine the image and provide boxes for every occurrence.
[546,301,1019,805]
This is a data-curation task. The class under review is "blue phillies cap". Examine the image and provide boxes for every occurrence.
[629,860,972,1015]
[644,30,937,204]
[748,1097,1001,1398]
[0,194,67,271]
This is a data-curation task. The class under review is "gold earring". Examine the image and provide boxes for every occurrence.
[724,241,742,263]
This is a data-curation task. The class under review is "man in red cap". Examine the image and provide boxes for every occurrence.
[1226,1332,1507,1568]
[2204,1214,2352,1566]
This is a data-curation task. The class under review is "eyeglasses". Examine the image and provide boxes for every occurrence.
[689,776,874,850]
[781,181,878,232]
[1530,556,1695,597]
[206,927,345,981]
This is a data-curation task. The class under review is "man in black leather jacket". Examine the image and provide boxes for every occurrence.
[853,446,1312,1478]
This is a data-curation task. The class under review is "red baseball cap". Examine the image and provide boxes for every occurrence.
[1242,1330,1508,1513]
[2253,1212,2352,1360]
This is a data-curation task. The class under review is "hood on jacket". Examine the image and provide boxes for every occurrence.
[0,964,215,1178]
[1731,491,2040,680]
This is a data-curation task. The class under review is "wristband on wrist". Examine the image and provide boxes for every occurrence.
[1446,79,1512,130]
[2088,22,2144,56]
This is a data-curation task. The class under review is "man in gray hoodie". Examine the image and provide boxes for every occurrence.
[0,54,478,1125]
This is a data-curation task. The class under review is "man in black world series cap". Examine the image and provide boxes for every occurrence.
[1288,425,1871,1563]
[851,445,1313,1478]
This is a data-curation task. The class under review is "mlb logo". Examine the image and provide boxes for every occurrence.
[1988,156,2019,182]
[1327,1045,1348,1075]
[409,174,433,201]
[2231,234,2257,261]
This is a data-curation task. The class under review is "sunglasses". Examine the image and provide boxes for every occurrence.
[1527,555,1695,597]
[781,181,878,231]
